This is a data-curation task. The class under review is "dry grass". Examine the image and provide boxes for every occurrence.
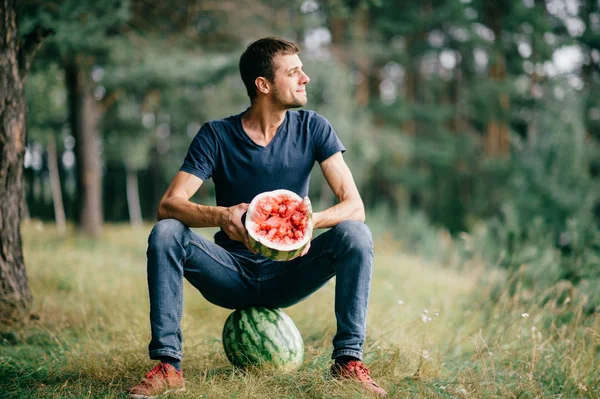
[0,221,598,398]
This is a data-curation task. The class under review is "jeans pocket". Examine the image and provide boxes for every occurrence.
[187,240,244,276]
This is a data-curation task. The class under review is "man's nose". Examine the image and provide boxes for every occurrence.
[300,71,310,84]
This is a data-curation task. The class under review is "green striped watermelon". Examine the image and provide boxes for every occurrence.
[222,307,304,370]
[245,189,313,261]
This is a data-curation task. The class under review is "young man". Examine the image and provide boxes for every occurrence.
[129,37,386,398]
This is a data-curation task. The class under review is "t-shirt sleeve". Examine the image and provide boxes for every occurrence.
[311,113,346,163]
[179,123,218,181]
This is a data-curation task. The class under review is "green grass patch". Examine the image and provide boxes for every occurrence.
[0,221,597,398]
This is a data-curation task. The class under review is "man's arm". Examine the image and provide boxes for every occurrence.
[313,152,365,229]
[157,171,249,243]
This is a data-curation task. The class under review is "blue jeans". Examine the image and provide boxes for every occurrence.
[146,219,373,362]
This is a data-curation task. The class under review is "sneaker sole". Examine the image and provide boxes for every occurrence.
[129,387,185,399]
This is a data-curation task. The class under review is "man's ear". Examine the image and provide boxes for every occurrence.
[255,77,271,95]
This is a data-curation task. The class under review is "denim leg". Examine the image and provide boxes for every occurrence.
[258,220,374,361]
[146,219,256,361]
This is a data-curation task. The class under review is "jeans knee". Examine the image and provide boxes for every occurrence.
[333,220,373,255]
[148,218,187,250]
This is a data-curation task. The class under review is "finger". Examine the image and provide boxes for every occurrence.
[300,242,311,257]
[246,242,258,254]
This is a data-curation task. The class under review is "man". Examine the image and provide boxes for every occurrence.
[129,37,386,398]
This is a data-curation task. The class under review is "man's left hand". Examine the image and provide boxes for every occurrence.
[300,241,311,257]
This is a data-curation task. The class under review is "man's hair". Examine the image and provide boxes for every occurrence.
[239,37,300,100]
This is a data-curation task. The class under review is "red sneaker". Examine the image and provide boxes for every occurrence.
[331,360,387,397]
[129,362,185,399]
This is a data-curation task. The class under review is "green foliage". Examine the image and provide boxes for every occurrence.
[301,57,379,201]
[476,82,600,313]
[19,0,130,60]
[18,0,600,316]
[25,63,67,145]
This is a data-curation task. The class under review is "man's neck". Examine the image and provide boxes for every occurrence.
[241,101,287,141]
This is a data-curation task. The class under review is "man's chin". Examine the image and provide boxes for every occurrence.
[287,98,308,109]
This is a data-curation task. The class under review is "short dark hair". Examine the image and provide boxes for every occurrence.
[239,37,300,100]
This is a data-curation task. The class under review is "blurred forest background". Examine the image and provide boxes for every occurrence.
[1,1,599,397]
[13,0,600,314]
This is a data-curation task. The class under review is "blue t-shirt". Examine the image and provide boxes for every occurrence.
[180,109,345,247]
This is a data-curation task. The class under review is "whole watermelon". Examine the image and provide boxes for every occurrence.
[245,189,313,261]
[222,307,304,370]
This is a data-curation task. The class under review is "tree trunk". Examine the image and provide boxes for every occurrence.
[47,136,66,234]
[403,30,425,135]
[126,164,143,228]
[65,59,103,237]
[485,4,510,157]
[402,62,417,135]
[353,7,370,107]
[485,56,510,157]
[0,0,47,322]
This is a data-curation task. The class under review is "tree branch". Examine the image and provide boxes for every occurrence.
[100,87,125,110]
[18,26,54,77]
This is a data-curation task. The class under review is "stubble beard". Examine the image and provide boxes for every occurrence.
[273,86,307,109]
[288,97,307,108]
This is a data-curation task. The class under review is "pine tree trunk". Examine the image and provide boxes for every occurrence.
[353,7,370,107]
[403,31,425,135]
[0,0,32,322]
[486,56,510,157]
[485,4,510,157]
[47,136,66,234]
[126,164,143,228]
[65,59,103,237]
[402,63,417,135]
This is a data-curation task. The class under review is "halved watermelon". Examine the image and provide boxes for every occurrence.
[245,189,313,261]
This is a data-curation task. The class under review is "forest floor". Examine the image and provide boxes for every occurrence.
[1,222,598,398]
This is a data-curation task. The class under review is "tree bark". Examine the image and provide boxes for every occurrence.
[0,0,48,322]
[485,3,510,157]
[403,29,426,136]
[126,164,143,228]
[353,6,370,107]
[65,58,103,237]
[47,136,66,234]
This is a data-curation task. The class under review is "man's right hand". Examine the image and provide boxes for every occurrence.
[220,203,257,253]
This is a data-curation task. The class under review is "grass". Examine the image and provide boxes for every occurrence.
[1,220,598,398]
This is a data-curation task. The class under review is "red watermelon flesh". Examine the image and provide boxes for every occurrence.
[250,193,310,246]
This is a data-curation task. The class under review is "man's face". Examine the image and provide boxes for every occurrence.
[270,53,310,108]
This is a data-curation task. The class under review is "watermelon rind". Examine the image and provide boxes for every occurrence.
[222,307,304,371]
[245,189,313,261]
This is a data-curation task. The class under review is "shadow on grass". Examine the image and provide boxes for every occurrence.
[0,359,133,399]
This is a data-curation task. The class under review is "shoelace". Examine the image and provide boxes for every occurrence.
[140,363,169,387]
[348,362,379,385]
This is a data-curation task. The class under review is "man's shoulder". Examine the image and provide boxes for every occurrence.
[193,113,241,143]
[202,113,240,131]
[288,109,331,126]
